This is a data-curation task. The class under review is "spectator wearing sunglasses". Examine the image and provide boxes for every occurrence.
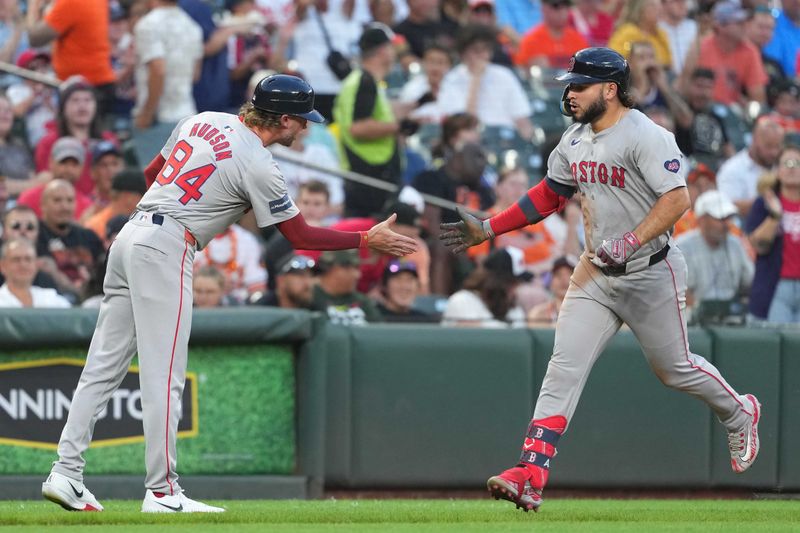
[0,205,59,291]
[255,254,317,309]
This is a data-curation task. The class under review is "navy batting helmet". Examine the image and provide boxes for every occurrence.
[251,74,325,123]
[555,47,630,116]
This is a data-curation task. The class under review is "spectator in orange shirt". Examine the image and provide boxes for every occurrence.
[84,170,147,241]
[26,0,116,113]
[515,0,589,69]
[681,1,768,106]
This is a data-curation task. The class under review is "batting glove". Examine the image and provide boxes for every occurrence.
[596,231,641,266]
[439,207,492,254]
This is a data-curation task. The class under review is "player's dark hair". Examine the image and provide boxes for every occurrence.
[238,102,282,129]
[299,180,331,202]
[462,268,518,322]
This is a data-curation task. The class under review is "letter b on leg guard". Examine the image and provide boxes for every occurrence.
[519,416,566,490]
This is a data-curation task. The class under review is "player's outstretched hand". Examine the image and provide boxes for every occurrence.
[367,214,419,257]
[439,206,489,254]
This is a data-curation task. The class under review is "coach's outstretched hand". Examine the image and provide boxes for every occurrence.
[367,213,419,257]
[439,207,489,254]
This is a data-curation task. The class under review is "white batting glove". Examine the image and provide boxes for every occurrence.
[596,232,641,266]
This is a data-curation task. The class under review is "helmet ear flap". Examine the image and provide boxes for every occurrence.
[560,86,572,117]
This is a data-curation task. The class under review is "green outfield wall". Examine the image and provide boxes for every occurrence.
[0,309,796,492]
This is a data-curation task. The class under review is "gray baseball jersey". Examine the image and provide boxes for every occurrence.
[547,109,686,259]
[138,112,299,248]
[50,111,301,498]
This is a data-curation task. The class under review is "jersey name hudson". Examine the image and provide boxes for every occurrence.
[187,122,233,161]
[570,161,626,188]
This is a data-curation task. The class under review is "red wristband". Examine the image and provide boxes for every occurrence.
[359,231,369,249]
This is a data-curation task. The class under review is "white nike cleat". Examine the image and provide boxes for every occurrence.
[141,489,225,513]
[729,394,761,474]
[42,472,104,511]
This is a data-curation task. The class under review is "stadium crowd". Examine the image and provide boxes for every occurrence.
[0,0,799,327]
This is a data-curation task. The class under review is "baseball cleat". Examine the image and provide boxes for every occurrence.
[42,472,104,511]
[141,489,225,513]
[729,394,761,474]
[487,466,543,512]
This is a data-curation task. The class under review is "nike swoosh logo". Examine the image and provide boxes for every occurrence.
[155,500,183,512]
[571,139,580,146]
[67,481,83,498]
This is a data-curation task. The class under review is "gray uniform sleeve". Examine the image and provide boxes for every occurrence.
[245,156,300,228]
[160,116,193,159]
[633,126,687,196]
[546,135,576,188]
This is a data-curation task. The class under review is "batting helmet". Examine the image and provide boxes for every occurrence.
[251,74,325,123]
[555,47,630,116]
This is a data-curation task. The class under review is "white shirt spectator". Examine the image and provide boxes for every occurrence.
[399,75,442,121]
[716,149,770,204]
[437,64,531,128]
[269,142,344,207]
[676,229,753,305]
[193,224,266,305]
[659,18,697,75]
[291,6,362,95]
[0,284,71,308]
[133,6,203,123]
[6,83,57,146]
[442,289,526,328]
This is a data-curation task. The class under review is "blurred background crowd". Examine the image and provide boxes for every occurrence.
[0,0,799,328]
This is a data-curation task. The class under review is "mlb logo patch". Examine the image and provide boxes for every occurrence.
[664,159,680,173]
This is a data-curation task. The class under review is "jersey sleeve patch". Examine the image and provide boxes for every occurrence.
[663,159,681,173]
[269,194,293,215]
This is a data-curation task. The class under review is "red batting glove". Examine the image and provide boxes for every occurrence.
[596,231,641,266]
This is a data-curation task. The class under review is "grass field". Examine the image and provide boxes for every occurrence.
[1,499,799,532]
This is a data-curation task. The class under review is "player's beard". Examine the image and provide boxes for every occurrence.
[574,93,607,124]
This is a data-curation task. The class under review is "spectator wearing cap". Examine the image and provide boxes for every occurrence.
[527,255,576,326]
[311,249,383,325]
[766,79,800,135]
[0,238,71,308]
[674,163,718,238]
[466,0,517,68]
[84,169,147,241]
[515,0,589,69]
[131,0,203,167]
[193,266,228,308]
[675,68,735,173]
[6,49,57,148]
[745,5,784,89]
[676,190,753,317]
[18,137,94,219]
[763,0,800,79]
[442,246,528,328]
[658,0,697,76]
[717,117,785,217]
[437,25,533,138]
[608,0,672,69]
[681,1,767,106]
[33,78,119,196]
[256,254,317,309]
[745,144,800,324]
[81,141,125,217]
[569,0,614,49]
[393,0,459,61]
[333,23,405,218]
[25,0,116,111]
[193,222,267,306]
[35,179,104,301]
[413,141,494,294]
[376,259,435,322]
[0,93,37,198]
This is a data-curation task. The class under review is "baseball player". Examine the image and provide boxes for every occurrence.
[440,48,761,512]
[42,74,417,513]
